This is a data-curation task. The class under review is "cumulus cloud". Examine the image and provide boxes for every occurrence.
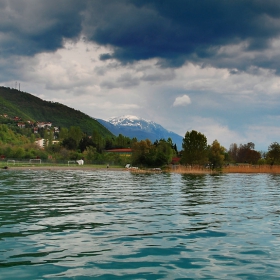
[173,95,191,106]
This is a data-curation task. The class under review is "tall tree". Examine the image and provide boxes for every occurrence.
[181,130,208,165]
[59,127,68,140]
[131,139,152,166]
[68,126,83,147]
[156,139,175,165]
[228,143,238,162]
[115,134,131,148]
[237,142,261,164]
[79,136,94,153]
[208,140,225,169]
[61,137,77,150]
[267,142,280,165]
[93,130,105,151]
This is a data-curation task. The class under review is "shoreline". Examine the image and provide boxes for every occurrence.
[0,165,127,172]
[2,165,280,174]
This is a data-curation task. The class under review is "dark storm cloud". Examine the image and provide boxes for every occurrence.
[0,0,86,56]
[83,0,280,70]
[2,0,280,71]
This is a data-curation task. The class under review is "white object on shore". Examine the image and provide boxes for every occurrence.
[76,159,84,165]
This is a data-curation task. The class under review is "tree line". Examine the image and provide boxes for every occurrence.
[1,123,280,168]
[181,130,280,168]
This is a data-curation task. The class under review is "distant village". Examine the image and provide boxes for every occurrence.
[0,114,60,148]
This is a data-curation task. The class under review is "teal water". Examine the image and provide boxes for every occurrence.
[0,170,280,279]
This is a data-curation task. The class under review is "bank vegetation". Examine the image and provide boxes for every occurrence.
[1,122,280,173]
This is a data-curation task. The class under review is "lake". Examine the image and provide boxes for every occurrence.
[0,170,280,279]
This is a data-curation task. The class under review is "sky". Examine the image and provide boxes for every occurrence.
[1,0,280,151]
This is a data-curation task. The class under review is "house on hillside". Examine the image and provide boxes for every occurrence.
[17,122,25,128]
[37,122,52,128]
[27,121,35,126]
[35,138,45,148]
[35,138,60,148]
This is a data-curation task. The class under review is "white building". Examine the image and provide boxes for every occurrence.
[35,138,45,148]
[37,122,52,128]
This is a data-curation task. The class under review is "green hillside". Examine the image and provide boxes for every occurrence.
[0,86,113,137]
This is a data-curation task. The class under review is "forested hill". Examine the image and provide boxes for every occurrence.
[0,86,113,137]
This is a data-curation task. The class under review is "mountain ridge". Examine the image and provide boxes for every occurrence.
[97,115,183,149]
[0,86,183,147]
[0,86,113,137]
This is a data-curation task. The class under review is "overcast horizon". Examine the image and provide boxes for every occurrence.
[1,0,280,151]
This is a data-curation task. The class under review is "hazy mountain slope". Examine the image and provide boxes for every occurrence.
[0,86,113,137]
[97,115,183,149]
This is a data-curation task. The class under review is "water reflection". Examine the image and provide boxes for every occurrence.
[180,174,208,207]
[179,174,232,234]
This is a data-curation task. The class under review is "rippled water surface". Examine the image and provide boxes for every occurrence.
[1,170,280,279]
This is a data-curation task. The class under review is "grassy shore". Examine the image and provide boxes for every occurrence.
[1,162,280,174]
[0,161,125,171]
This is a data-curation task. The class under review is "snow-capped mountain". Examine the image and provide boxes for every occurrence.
[108,115,167,132]
[97,115,183,149]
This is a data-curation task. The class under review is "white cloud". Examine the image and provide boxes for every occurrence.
[2,38,280,151]
[90,102,140,110]
[244,124,280,151]
[180,116,245,150]
[181,116,277,151]
[173,95,191,107]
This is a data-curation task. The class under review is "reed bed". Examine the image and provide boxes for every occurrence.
[170,165,210,174]
[170,164,280,174]
[223,164,280,174]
